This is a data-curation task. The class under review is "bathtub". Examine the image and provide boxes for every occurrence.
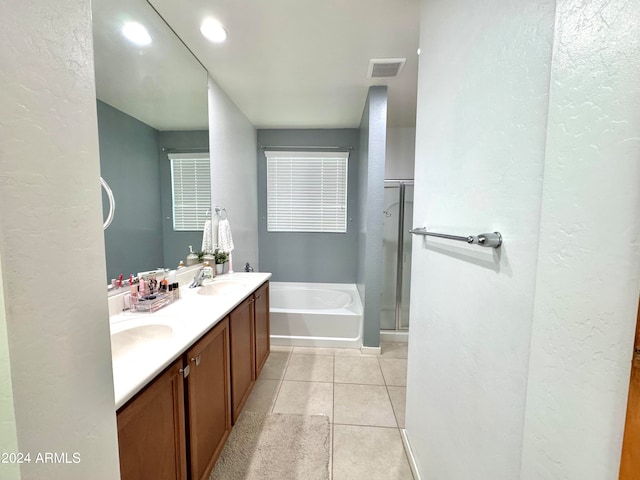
[269,282,363,348]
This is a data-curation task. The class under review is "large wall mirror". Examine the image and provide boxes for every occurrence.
[92,0,210,283]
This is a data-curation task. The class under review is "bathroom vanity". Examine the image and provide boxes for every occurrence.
[110,272,271,480]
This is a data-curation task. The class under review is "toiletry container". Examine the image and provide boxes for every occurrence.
[202,253,216,272]
[186,245,199,266]
[201,262,215,284]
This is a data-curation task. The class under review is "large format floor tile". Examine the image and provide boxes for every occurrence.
[334,356,385,385]
[243,378,281,414]
[333,425,413,480]
[273,380,333,420]
[284,354,334,382]
[333,347,376,357]
[387,386,406,428]
[260,352,291,380]
[379,358,408,386]
[333,384,396,427]
[241,344,414,479]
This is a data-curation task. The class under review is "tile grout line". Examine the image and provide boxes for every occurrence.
[378,352,401,430]
[379,345,413,478]
[331,349,335,480]
[269,349,293,414]
[333,422,400,430]
[378,353,401,431]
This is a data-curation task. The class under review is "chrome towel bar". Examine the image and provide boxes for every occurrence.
[409,227,502,248]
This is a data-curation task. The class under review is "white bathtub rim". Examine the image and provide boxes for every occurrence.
[270,282,363,314]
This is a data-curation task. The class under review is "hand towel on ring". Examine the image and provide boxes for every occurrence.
[201,219,213,253]
[217,218,234,253]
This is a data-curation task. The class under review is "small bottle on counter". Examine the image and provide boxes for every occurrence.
[139,278,148,297]
[201,262,214,284]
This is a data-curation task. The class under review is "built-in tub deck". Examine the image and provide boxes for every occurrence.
[269,282,363,349]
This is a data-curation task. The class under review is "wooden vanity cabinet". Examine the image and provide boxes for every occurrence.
[229,295,256,424]
[184,317,231,480]
[116,279,271,477]
[116,360,187,480]
[254,281,270,377]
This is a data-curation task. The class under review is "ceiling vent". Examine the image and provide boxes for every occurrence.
[367,58,406,79]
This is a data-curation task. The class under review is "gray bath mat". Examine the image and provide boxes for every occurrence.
[210,412,330,480]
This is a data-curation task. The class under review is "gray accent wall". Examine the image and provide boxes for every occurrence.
[257,129,360,282]
[357,87,388,348]
[386,127,416,179]
[97,100,210,279]
[158,130,209,269]
[97,100,164,281]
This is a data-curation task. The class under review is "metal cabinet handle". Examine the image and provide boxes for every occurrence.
[179,365,190,378]
[191,355,201,367]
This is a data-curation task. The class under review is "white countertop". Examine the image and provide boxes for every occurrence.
[110,272,271,409]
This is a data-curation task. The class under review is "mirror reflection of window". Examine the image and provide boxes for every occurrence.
[169,153,211,232]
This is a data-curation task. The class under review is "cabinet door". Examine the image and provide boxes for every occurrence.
[229,296,255,424]
[117,360,187,480]
[186,317,231,480]
[254,281,270,377]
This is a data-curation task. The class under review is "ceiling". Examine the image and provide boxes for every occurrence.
[93,0,420,130]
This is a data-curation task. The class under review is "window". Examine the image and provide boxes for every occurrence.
[169,153,211,231]
[265,150,349,233]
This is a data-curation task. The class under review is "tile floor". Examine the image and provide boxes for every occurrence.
[242,342,413,480]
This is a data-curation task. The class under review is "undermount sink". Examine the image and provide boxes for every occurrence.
[197,278,247,296]
[111,324,174,358]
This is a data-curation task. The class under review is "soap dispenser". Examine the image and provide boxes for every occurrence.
[186,245,199,266]
[201,262,215,283]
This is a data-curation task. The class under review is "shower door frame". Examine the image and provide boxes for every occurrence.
[383,179,414,331]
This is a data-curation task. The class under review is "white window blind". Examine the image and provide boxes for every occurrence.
[169,153,211,231]
[265,150,349,233]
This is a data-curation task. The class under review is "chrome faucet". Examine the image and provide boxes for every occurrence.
[189,267,206,288]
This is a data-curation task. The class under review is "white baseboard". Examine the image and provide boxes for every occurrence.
[401,428,421,480]
[360,346,382,355]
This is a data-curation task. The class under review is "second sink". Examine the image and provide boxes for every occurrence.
[197,278,247,296]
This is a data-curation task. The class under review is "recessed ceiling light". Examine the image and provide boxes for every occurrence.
[122,22,151,46]
[200,18,227,43]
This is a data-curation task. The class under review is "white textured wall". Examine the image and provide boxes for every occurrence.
[0,1,121,479]
[385,127,416,179]
[520,0,640,478]
[208,77,259,268]
[405,0,555,478]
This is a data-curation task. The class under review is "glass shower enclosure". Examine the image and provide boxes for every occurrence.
[381,180,414,331]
